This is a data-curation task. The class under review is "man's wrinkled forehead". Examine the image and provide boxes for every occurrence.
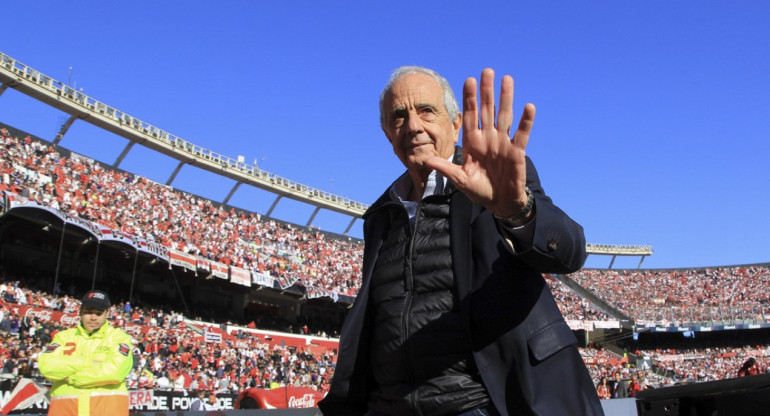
[385,73,444,111]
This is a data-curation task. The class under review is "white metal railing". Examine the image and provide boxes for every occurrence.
[0,51,369,213]
[586,243,653,255]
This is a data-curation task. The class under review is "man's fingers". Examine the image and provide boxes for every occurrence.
[513,103,536,150]
[498,75,514,137]
[465,70,534,153]
[424,156,465,186]
[463,77,479,132]
[479,68,496,130]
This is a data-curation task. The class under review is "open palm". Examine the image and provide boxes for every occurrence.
[426,68,535,218]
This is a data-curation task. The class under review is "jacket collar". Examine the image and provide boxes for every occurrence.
[76,321,109,338]
[363,146,463,220]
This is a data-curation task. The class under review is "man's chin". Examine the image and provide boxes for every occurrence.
[405,153,433,167]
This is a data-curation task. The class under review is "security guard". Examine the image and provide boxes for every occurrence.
[38,290,133,416]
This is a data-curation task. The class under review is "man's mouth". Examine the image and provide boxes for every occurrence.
[407,141,431,152]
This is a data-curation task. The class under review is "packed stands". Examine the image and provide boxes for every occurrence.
[0,280,336,394]
[0,124,608,324]
[2,124,770,405]
[568,267,770,327]
[0,124,363,300]
[546,276,613,321]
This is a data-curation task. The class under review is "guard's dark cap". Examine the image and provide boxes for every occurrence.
[81,290,111,310]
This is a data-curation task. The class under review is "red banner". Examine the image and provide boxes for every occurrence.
[237,386,325,409]
[211,262,229,279]
[168,249,196,272]
[230,266,251,287]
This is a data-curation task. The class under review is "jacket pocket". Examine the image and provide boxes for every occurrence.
[526,320,577,362]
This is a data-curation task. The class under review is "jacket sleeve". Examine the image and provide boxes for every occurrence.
[68,328,134,388]
[37,330,89,382]
[505,156,587,274]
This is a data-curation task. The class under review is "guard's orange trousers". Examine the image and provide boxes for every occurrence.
[48,392,129,416]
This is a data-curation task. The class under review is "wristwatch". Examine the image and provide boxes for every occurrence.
[494,187,535,226]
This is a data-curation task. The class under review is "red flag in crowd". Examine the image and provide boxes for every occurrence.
[0,378,49,415]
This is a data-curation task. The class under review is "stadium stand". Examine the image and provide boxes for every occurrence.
[0,281,337,394]
[2,125,769,401]
[0,122,362,304]
[568,267,770,328]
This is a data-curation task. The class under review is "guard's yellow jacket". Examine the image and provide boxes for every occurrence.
[37,321,133,416]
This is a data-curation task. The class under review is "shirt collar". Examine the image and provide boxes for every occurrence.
[389,154,453,203]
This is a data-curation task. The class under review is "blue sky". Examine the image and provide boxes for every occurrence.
[1,1,769,269]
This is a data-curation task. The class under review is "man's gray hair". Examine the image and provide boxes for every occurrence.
[379,66,460,129]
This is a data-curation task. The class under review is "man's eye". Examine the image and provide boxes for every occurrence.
[420,108,436,119]
[392,117,404,127]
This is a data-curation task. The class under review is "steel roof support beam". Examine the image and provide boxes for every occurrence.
[53,114,78,145]
[343,217,357,236]
[306,207,321,227]
[113,141,136,170]
[223,182,242,205]
[166,161,186,186]
[266,195,283,217]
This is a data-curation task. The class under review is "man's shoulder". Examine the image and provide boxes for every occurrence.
[363,187,398,219]
[105,324,133,341]
[53,327,77,339]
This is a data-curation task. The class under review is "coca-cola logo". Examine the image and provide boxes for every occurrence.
[287,393,316,408]
[123,324,143,336]
[144,327,165,337]
[26,309,53,322]
[60,314,80,326]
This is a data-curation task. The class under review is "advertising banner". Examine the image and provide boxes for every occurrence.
[0,381,236,414]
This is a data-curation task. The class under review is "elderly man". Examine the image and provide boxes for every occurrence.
[38,290,133,416]
[318,67,603,416]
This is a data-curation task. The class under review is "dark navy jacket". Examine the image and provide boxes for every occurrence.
[319,149,604,416]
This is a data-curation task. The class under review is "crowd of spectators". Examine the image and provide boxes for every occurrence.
[2,126,613,323]
[639,346,769,384]
[569,267,770,326]
[0,128,362,299]
[583,342,769,392]
[0,279,336,395]
[545,277,612,321]
[3,126,770,398]
[2,275,768,403]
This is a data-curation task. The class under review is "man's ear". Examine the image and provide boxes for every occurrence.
[452,113,462,143]
[382,127,395,145]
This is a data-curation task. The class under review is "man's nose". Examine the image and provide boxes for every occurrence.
[405,112,424,136]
